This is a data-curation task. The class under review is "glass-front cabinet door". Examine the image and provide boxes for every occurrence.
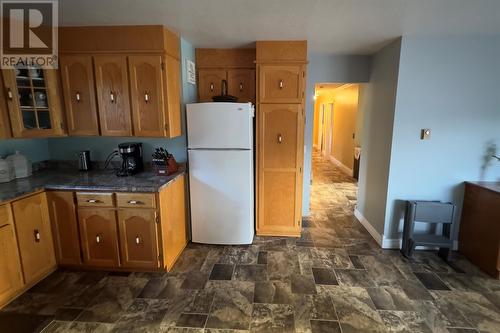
[2,67,65,138]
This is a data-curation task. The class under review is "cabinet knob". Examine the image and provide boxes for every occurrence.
[127,200,141,205]
[34,229,40,242]
[76,92,81,102]
[144,91,150,103]
[86,199,99,203]
[7,88,13,100]
[239,82,243,92]
[277,133,283,144]
[96,234,102,244]
[210,83,214,92]
[279,80,284,89]
[135,236,141,245]
[110,91,115,103]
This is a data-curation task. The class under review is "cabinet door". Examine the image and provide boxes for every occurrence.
[94,55,132,136]
[128,55,165,137]
[228,69,255,103]
[2,69,66,138]
[0,73,12,138]
[47,191,81,266]
[0,205,23,307]
[117,209,159,269]
[59,55,99,135]
[159,175,187,271]
[257,104,304,236]
[11,193,56,285]
[259,65,304,103]
[78,209,120,267]
[164,55,182,138]
[197,69,226,102]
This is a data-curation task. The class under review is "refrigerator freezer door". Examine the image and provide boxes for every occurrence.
[187,102,253,149]
[189,149,254,245]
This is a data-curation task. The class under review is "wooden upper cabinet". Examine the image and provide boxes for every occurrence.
[47,191,81,266]
[197,69,226,102]
[259,64,304,103]
[0,204,23,307]
[228,69,255,103]
[11,193,56,285]
[94,55,132,136]
[59,55,99,136]
[128,55,166,137]
[78,208,120,267]
[0,73,12,138]
[164,55,182,137]
[257,104,303,237]
[2,69,66,138]
[117,209,159,269]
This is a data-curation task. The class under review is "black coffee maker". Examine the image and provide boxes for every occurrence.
[117,142,143,176]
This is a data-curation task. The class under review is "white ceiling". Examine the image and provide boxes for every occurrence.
[59,0,500,55]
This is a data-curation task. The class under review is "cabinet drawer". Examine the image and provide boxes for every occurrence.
[77,192,114,207]
[116,193,156,209]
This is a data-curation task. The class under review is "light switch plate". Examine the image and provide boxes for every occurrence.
[421,129,431,140]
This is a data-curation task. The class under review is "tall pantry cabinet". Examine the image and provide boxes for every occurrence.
[256,41,307,237]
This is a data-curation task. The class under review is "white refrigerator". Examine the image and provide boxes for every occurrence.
[186,102,254,245]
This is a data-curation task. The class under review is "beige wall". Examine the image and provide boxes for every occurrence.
[312,84,359,170]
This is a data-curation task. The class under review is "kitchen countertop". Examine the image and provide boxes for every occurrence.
[0,166,186,204]
[466,181,500,195]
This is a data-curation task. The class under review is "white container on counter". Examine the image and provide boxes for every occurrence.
[0,157,14,183]
[6,151,32,179]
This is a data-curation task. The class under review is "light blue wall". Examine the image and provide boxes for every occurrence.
[303,54,371,215]
[0,138,50,162]
[384,36,500,240]
[356,39,402,235]
[47,37,197,163]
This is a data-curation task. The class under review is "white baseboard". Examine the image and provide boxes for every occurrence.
[354,209,382,247]
[328,155,353,177]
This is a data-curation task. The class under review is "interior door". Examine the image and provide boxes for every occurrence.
[317,104,324,152]
[128,55,165,137]
[258,104,303,237]
[117,209,159,269]
[322,103,333,157]
[197,69,226,102]
[78,208,120,267]
[94,55,132,136]
[59,55,99,135]
[12,193,56,285]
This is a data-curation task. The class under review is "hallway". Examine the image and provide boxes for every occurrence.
[1,154,500,333]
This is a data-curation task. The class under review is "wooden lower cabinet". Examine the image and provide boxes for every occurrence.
[47,191,81,265]
[159,175,188,271]
[78,208,120,267]
[0,205,23,307]
[11,193,56,285]
[118,209,159,269]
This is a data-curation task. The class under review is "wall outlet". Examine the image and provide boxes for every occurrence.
[421,129,431,140]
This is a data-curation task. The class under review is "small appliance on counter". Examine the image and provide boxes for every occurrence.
[78,150,92,171]
[6,151,32,179]
[0,157,14,183]
[117,142,143,177]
